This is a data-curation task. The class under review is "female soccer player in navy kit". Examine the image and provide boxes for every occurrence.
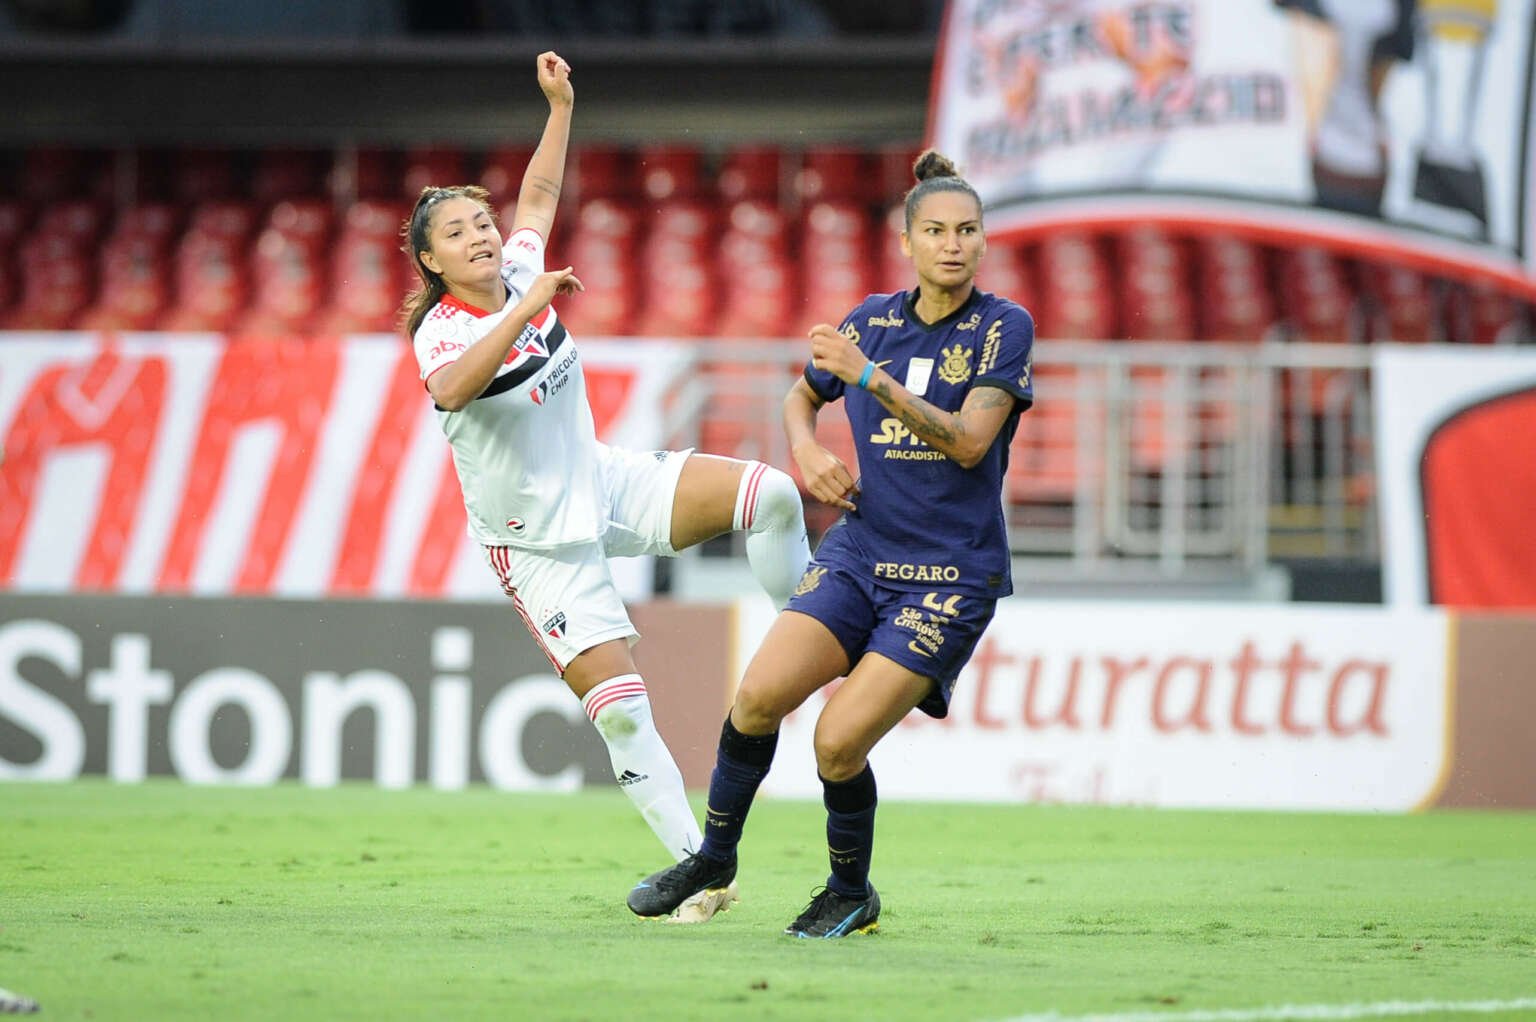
[404,52,810,922]
[628,150,1034,936]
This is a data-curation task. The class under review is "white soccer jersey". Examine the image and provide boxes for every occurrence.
[412,226,604,549]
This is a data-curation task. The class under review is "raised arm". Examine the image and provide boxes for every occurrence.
[510,51,574,241]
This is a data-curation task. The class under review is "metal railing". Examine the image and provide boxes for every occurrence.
[662,340,1377,576]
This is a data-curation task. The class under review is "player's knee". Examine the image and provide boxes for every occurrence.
[811,724,868,782]
[731,681,789,734]
[745,463,803,533]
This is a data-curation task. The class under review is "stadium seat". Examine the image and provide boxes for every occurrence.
[571,144,635,204]
[238,226,325,336]
[875,142,923,206]
[265,198,334,249]
[113,202,182,247]
[796,199,874,336]
[77,233,171,330]
[1006,364,1082,503]
[2,233,94,329]
[638,144,705,202]
[978,240,1032,306]
[170,148,242,205]
[1276,246,1358,344]
[1034,233,1115,339]
[402,146,469,199]
[1195,234,1276,342]
[1362,263,1436,343]
[559,197,642,336]
[186,199,260,243]
[1116,227,1194,341]
[717,144,784,204]
[1444,279,1521,344]
[159,231,249,332]
[252,149,327,204]
[796,146,872,204]
[479,145,536,208]
[715,199,793,337]
[636,199,717,336]
[321,228,407,335]
[35,198,109,243]
[330,147,401,203]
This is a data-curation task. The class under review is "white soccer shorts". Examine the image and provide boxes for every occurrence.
[482,444,691,673]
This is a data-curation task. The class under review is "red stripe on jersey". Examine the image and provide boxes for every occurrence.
[440,292,493,318]
[583,681,649,721]
[742,461,767,530]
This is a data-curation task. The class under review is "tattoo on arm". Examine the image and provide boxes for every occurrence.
[528,175,562,200]
[872,379,959,446]
[968,387,1015,412]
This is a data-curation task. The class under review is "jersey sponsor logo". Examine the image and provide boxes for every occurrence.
[428,339,468,361]
[895,603,948,658]
[955,312,983,331]
[515,237,538,253]
[543,610,567,639]
[875,562,961,583]
[1019,357,1033,389]
[794,565,828,596]
[937,343,973,385]
[505,517,526,532]
[869,418,927,447]
[978,321,1004,375]
[867,312,905,328]
[528,343,579,406]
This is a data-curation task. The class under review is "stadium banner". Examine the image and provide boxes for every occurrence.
[928,0,1536,291]
[1374,344,1536,608]
[0,593,730,790]
[741,598,1454,811]
[0,333,692,603]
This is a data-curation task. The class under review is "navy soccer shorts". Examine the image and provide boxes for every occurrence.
[785,560,997,718]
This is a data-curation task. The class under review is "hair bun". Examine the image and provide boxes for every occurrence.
[913,149,959,182]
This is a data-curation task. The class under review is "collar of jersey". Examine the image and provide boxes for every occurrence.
[440,289,507,319]
[903,287,982,332]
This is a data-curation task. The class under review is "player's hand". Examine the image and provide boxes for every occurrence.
[793,441,859,513]
[526,266,584,309]
[537,51,573,107]
[808,323,869,388]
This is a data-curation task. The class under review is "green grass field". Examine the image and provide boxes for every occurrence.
[2,781,1534,1022]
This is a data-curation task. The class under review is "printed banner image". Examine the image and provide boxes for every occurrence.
[0,334,692,602]
[741,598,1453,811]
[0,594,732,790]
[929,0,1536,286]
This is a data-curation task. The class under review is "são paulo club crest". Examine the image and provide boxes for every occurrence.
[542,611,567,639]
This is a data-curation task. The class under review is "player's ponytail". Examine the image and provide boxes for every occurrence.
[400,184,498,338]
[903,149,982,232]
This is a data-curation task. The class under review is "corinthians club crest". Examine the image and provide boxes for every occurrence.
[794,565,827,597]
[938,343,973,385]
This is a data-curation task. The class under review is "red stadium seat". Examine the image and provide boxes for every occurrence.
[978,240,1032,305]
[479,145,536,208]
[559,198,642,336]
[252,149,327,204]
[238,227,325,335]
[171,149,241,204]
[876,142,923,206]
[35,199,109,243]
[331,147,401,203]
[402,146,469,199]
[77,234,171,330]
[113,202,181,247]
[1034,233,1114,339]
[636,199,718,336]
[796,199,874,336]
[2,233,94,329]
[265,198,334,249]
[1195,234,1277,342]
[796,146,872,204]
[875,205,909,295]
[1362,263,1436,344]
[1276,246,1358,344]
[159,231,249,333]
[1444,280,1520,345]
[321,229,407,334]
[717,144,784,204]
[1116,227,1195,341]
[715,199,793,337]
[187,199,260,242]
[571,145,635,204]
[638,144,705,202]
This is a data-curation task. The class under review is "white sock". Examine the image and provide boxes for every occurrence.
[581,674,703,862]
[734,461,811,609]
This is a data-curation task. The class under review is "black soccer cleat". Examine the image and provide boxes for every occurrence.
[627,851,738,922]
[784,884,881,938]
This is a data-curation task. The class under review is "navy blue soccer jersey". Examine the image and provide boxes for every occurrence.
[803,287,1034,598]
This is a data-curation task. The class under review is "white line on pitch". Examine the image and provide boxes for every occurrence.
[992,997,1536,1022]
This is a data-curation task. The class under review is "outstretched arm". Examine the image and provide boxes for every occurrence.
[807,323,1014,470]
[510,51,574,241]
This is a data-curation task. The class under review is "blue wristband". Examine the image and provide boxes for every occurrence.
[857,362,875,389]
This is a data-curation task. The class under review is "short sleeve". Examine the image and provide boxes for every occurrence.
[802,309,865,403]
[413,314,470,382]
[973,303,1035,411]
[501,226,546,297]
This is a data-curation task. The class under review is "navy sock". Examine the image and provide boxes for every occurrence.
[822,765,878,898]
[698,716,777,864]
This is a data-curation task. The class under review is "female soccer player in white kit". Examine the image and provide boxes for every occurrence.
[403,52,809,920]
